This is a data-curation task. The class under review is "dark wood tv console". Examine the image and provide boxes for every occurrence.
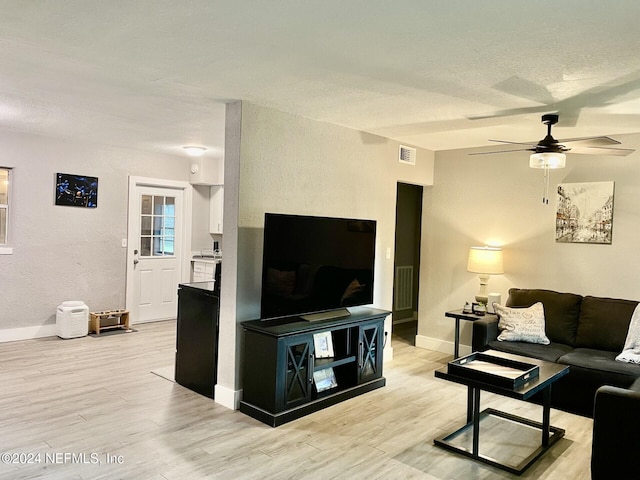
[240,306,389,427]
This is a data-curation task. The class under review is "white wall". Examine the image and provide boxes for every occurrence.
[215,101,434,408]
[418,133,640,354]
[0,129,190,337]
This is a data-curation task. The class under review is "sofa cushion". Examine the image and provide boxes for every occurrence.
[495,302,550,344]
[486,339,573,363]
[506,288,582,346]
[559,348,640,385]
[575,296,639,352]
[630,377,640,392]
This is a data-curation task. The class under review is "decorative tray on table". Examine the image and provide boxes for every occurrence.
[448,352,539,389]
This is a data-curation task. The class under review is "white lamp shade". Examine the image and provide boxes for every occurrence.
[529,152,566,169]
[467,246,504,275]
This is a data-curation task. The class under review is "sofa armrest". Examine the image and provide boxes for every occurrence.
[591,385,640,479]
[471,315,499,352]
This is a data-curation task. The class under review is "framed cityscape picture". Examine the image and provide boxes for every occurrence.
[55,173,98,208]
[556,181,614,244]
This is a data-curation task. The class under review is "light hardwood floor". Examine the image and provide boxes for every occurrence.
[0,320,593,479]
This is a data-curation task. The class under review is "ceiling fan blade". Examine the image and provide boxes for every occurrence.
[488,139,538,146]
[559,136,622,147]
[567,146,635,156]
[469,148,534,156]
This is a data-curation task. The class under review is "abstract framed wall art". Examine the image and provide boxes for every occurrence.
[556,181,614,244]
[55,173,98,208]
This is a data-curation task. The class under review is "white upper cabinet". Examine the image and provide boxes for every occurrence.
[190,157,224,186]
[209,185,224,234]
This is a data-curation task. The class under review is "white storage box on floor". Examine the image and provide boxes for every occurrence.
[56,301,89,339]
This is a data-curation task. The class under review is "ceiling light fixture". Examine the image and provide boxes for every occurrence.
[183,146,207,157]
[529,151,566,205]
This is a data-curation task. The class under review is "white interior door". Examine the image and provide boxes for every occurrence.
[126,177,192,323]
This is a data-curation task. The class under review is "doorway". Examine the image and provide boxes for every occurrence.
[126,177,193,324]
[392,182,423,344]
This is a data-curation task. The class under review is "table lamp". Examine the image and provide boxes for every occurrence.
[467,246,504,303]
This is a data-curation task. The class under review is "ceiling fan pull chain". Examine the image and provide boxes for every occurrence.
[543,166,550,205]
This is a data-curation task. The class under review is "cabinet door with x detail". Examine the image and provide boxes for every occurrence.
[280,336,314,410]
[358,321,383,384]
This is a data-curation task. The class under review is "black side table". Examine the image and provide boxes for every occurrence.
[445,309,498,358]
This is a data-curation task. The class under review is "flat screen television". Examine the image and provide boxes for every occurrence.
[260,213,376,320]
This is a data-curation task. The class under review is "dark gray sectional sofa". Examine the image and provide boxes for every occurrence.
[471,288,640,478]
[472,288,640,415]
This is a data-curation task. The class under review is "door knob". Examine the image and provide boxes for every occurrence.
[133,259,139,265]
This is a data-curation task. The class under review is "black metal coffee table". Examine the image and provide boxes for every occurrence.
[434,349,570,475]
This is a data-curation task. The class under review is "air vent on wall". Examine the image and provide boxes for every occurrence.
[399,145,416,165]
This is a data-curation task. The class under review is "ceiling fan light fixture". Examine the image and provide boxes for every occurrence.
[529,152,566,169]
[529,152,566,205]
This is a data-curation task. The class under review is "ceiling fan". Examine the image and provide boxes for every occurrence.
[470,113,635,204]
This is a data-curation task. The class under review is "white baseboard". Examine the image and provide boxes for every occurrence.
[0,324,57,343]
[132,317,176,325]
[383,345,394,362]
[415,334,471,357]
[215,384,243,410]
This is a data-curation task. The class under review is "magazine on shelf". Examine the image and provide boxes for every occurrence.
[313,331,334,358]
[313,367,338,392]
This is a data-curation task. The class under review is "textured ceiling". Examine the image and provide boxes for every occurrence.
[2,1,640,158]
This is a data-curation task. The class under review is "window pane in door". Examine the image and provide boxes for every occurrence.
[165,197,175,215]
[153,236,163,255]
[141,195,152,215]
[154,196,164,215]
[164,219,174,238]
[141,237,151,256]
[141,216,151,236]
[163,237,174,255]
[153,216,162,235]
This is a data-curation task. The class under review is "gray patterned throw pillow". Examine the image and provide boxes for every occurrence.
[495,302,550,345]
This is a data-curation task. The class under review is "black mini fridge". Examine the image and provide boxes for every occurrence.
[175,281,219,398]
